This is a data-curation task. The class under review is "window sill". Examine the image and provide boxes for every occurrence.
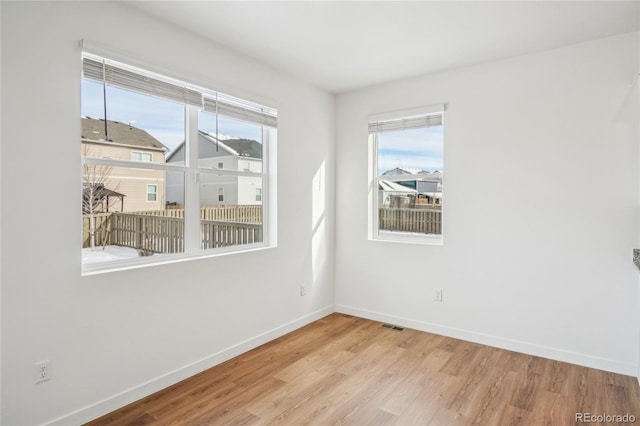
[81,242,273,276]
[371,231,443,246]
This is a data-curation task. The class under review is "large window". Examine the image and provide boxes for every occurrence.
[81,52,277,272]
[369,105,444,244]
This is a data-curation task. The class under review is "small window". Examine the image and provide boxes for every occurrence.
[132,151,152,162]
[369,105,445,244]
[256,188,262,202]
[218,162,224,169]
[218,188,224,202]
[147,184,158,202]
[243,161,251,172]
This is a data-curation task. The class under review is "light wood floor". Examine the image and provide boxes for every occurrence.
[87,313,640,425]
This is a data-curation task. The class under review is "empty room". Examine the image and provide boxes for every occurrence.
[2,1,640,424]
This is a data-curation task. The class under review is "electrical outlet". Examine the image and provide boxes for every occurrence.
[434,288,443,302]
[34,360,51,384]
[300,285,306,296]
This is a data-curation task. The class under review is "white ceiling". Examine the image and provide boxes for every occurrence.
[125,1,639,94]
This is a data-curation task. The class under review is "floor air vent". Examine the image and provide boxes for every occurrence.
[380,323,406,332]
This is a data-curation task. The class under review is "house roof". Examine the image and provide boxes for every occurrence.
[382,167,441,176]
[384,167,423,175]
[381,168,443,185]
[166,131,262,162]
[81,117,169,152]
[200,131,262,159]
[379,180,417,193]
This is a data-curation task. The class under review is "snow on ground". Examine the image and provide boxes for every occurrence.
[82,245,142,264]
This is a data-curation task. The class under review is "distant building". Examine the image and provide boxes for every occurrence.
[378,179,416,208]
[166,131,262,206]
[81,117,169,212]
[380,167,443,206]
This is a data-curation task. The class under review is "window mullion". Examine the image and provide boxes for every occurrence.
[262,127,269,245]
[184,105,201,254]
[372,133,380,239]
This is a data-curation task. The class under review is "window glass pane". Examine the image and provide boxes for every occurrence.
[199,173,263,250]
[377,124,443,235]
[147,184,158,201]
[81,79,187,266]
[81,79,185,164]
[196,110,263,171]
[82,171,185,264]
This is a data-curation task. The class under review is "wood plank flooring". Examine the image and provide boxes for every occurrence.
[86,313,640,425]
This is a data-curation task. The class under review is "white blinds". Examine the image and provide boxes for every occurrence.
[82,54,277,128]
[203,95,277,128]
[369,113,442,134]
[83,57,202,107]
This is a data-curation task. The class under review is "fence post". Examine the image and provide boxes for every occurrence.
[136,216,142,249]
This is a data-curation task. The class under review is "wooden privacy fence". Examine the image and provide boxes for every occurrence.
[109,213,185,253]
[201,221,262,250]
[379,207,442,235]
[82,212,262,252]
[130,205,262,223]
[82,213,112,248]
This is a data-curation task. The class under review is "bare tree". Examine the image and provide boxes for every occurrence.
[82,146,120,250]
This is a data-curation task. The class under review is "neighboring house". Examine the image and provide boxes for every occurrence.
[166,131,263,206]
[378,179,416,208]
[81,116,169,212]
[381,167,443,205]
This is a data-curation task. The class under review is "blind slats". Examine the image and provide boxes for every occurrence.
[82,56,277,128]
[203,96,277,128]
[369,114,442,134]
[83,57,202,107]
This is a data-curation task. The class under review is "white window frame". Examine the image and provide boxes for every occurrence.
[256,188,262,202]
[80,49,278,275]
[368,105,445,246]
[146,184,158,202]
[218,187,224,202]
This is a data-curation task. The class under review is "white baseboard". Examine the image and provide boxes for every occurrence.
[47,305,334,426]
[335,304,636,377]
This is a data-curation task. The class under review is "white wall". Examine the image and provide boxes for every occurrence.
[0,2,3,422]
[0,2,334,424]
[336,32,639,376]
[637,12,640,387]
